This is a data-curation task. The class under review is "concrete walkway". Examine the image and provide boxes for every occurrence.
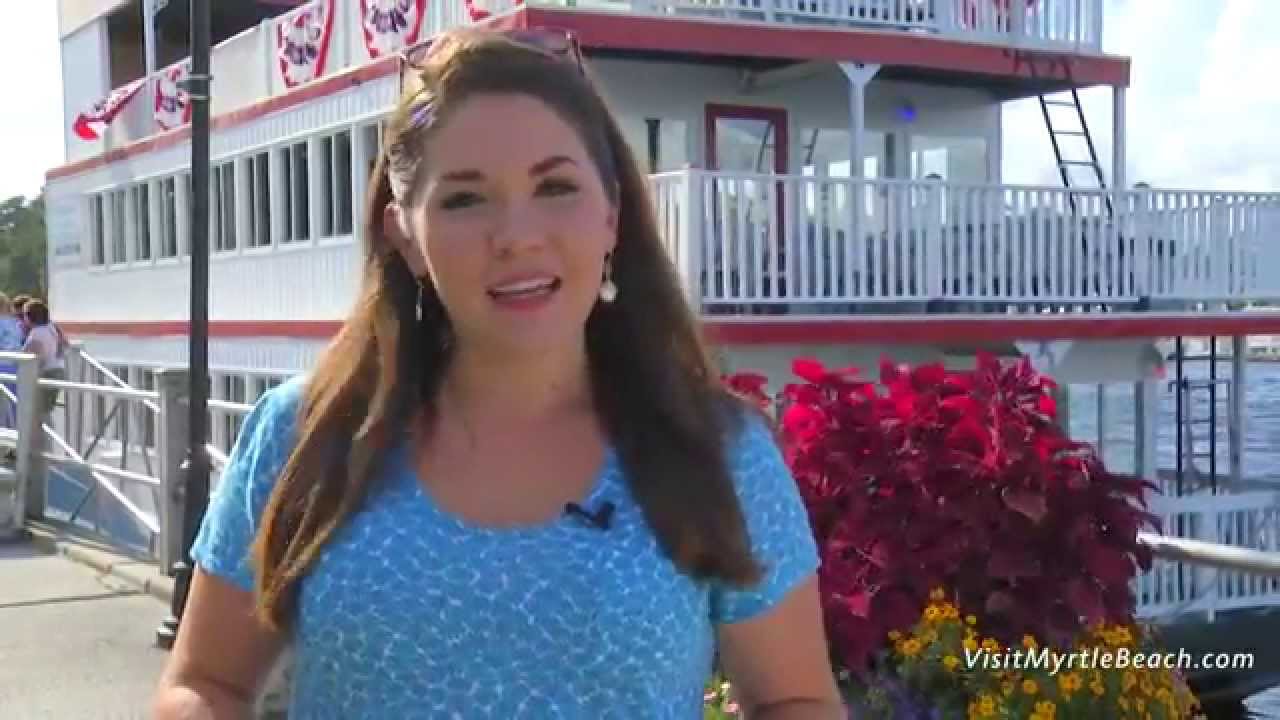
[0,538,171,719]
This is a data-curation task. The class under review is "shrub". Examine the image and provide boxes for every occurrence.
[722,354,1161,676]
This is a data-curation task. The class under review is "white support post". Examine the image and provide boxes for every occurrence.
[15,355,44,523]
[838,62,880,181]
[1112,86,1127,191]
[1095,383,1107,460]
[1229,336,1247,490]
[1134,379,1159,489]
[156,368,189,575]
[839,63,881,303]
[678,168,705,307]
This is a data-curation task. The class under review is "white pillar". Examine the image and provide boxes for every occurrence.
[1112,86,1127,190]
[1134,379,1159,487]
[1095,383,1107,461]
[1230,336,1247,489]
[838,63,881,180]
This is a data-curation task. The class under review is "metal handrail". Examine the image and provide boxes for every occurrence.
[37,377,158,402]
[1138,531,1280,577]
[77,350,161,415]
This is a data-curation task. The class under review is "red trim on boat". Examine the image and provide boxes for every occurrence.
[60,313,1280,344]
[47,8,1128,182]
[523,7,1130,88]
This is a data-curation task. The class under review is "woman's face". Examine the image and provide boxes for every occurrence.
[388,92,618,359]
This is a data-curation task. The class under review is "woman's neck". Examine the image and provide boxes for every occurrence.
[443,343,594,424]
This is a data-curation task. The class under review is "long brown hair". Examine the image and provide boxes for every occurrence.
[250,28,762,629]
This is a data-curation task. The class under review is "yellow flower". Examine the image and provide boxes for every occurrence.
[1090,680,1106,697]
[900,638,923,657]
[963,636,979,652]
[888,630,902,641]
[978,694,997,716]
[1022,679,1039,695]
[1123,671,1138,692]
[943,654,960,672]
[942,603,959,620]
[1035,700,1057,717]
[924,605,942,622]
[966,614,977,626]
[1058,672,1083,695]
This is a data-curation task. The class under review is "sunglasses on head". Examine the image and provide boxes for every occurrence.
[398,28,585,91]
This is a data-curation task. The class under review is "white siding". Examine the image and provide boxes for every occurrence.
[47,73,398,325]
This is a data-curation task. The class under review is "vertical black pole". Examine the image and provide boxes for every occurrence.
[156,0,212,650]
[1208,337,1217,494]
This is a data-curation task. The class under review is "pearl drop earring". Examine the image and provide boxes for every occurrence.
[599,253,618,303]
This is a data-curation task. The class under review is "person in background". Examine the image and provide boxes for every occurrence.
[0,293,22,431]
[20,300,67,421]
[152,27,841,720]
[11,294,31,341]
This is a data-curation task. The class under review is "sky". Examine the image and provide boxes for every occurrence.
[0,0,1276,201]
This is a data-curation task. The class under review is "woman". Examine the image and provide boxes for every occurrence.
[152,28,841,719]
[20,300,67,420]
[0,293,22,429]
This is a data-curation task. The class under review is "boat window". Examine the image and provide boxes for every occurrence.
[280,141,310,243]
[88,194,106,266]
[798,127,887,179]
[132,183,152,262]
[909,134,988,185]
[211,161,238,253]
[319,130,354,238]
[158,177,178,259]
[245,152,272,248]
[110,189,128,264]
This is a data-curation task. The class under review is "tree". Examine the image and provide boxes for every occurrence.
[0,195,47,297]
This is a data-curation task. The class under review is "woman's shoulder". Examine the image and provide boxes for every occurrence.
[221,374,310,479]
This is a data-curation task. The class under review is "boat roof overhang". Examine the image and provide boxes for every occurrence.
[507,6,1130,99]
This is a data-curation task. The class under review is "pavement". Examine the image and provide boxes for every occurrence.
[0,527,174,720]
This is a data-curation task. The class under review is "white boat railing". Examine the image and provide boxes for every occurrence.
[650,170,1280,309]
[1134,490,1280,622]
[75,0,1102,153]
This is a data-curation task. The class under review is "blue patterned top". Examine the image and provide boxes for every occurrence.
[191,376,820,719]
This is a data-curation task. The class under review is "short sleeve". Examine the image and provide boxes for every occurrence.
[709,410,820,624]
[189,377,305,591]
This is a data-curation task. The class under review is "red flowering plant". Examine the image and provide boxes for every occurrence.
[721,353,1160,680]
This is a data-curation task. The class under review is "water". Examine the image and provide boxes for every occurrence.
[1068,360,1280,717]
[1068,360,1280,482]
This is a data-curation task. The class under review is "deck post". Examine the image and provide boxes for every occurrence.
[1112,86,1127,191]
[155,368,190,576]
[837,63,880,182]
[1095,383,1107,460]
[15,354,45,522]
[677,168,704,307]
[1229,336,1246,489]
[1134,378,1159,488]
[839,63,880,304]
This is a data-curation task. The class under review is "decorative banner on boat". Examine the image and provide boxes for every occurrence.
[464,0,522,22]
[359,0,427,59]
[154,61,192,132]
[72,77,146,141]
[276,0,336,89]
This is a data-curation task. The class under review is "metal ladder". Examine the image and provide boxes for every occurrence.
[1014,51,1113,217]
[1172,337,1231,496]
